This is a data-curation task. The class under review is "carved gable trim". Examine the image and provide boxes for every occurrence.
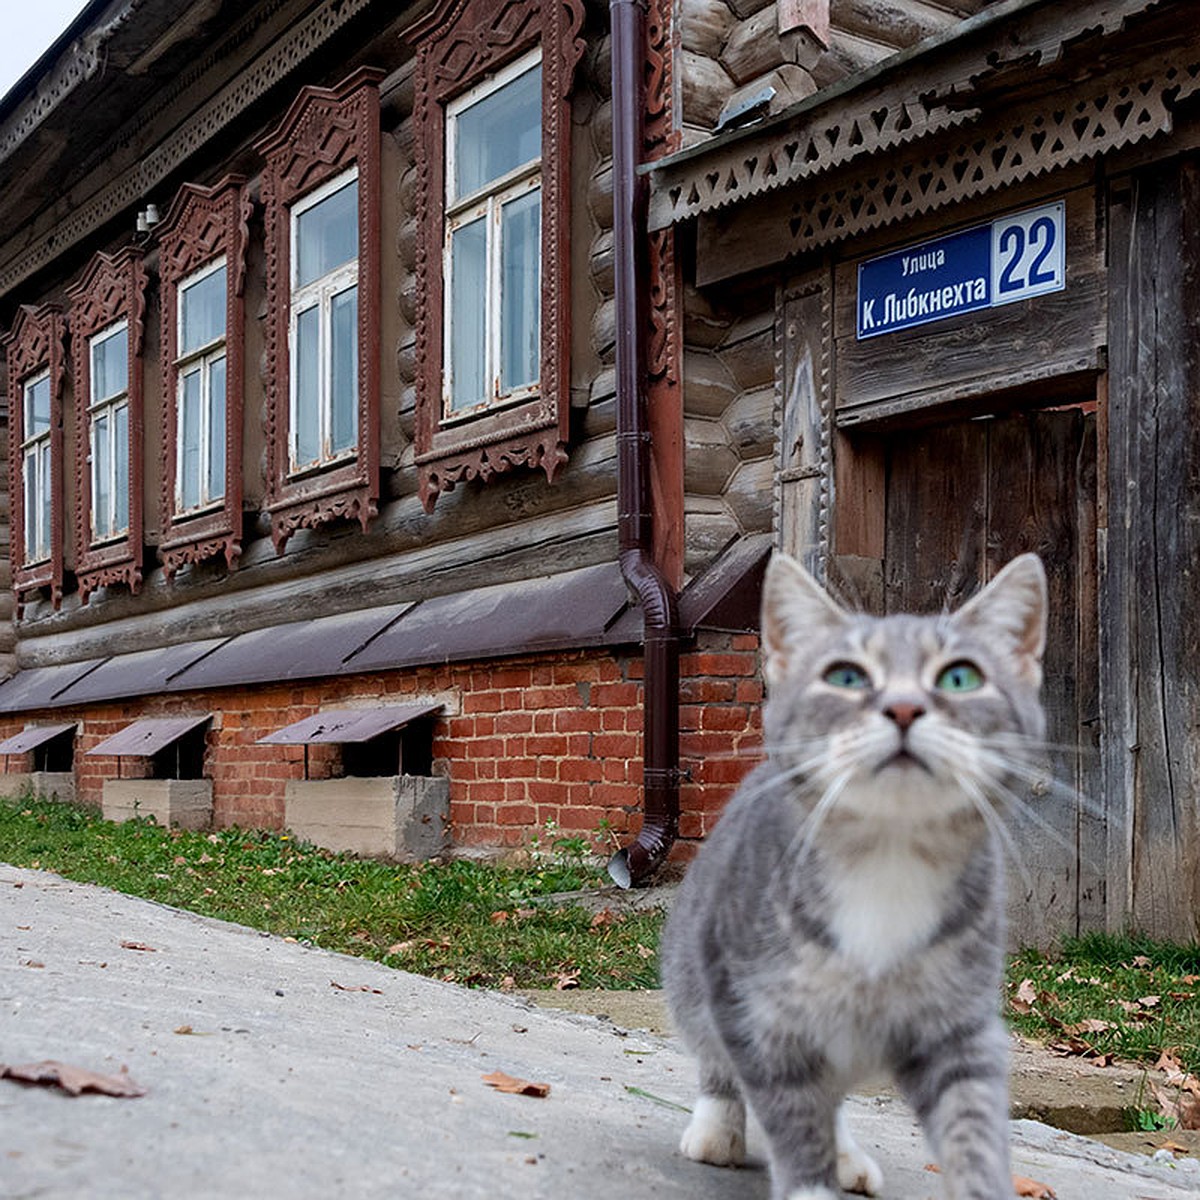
[256,68,384,553]
[407,0,585,511]
[156,175,250,580]
[4,304,66,610]
[66,246,147,603]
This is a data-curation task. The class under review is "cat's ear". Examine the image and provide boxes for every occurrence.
[761,553,847,687]
[953,554,1048,685]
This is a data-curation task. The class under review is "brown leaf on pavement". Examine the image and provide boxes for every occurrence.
[482,1070,550,1098]
[1013,1174,1056,1198]
[0,1060,146,1098]
[120,941,157,952]
[330,981,382,994]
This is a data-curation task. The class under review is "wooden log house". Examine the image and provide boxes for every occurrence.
[0,0,1194,937]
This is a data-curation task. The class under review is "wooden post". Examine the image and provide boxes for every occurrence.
[778,0,829,46]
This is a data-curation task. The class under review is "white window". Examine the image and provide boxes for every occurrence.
[289,166,359,472]
[21,370,52,564]
[176,258,228,512]
[443,50,542,418]
[89,321,130,543]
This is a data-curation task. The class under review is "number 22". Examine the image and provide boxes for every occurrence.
[998,216,1057,294]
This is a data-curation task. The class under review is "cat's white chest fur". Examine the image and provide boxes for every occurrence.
[824,834,959,976]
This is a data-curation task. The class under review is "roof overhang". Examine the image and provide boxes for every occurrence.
[648,0,1177,238]
[257,704,441,746]
[86,715,211,757]
[0,722,77,755]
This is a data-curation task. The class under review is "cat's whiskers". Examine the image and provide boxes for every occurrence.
[953,770,1036,898]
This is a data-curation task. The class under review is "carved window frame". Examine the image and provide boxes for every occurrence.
[407,0,585,512]
[66,247,147,603]
[256,67,383,554]
[5,304,67,610]
[157,175,251,580]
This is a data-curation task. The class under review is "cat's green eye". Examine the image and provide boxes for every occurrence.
[823,662,871,691]
[936,661,984,693]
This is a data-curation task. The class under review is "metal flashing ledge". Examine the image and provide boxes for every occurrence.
[0,564,635,714]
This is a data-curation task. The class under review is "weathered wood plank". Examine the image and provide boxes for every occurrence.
[1103,162,1200,940]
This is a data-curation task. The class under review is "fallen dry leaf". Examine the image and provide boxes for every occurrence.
[119,941,157,952]
[482,1070,550,1098]
[1013,1174,1056,1198]
[330,981,382,994]
[1063,1018,1115,1036]
[553,968,580,991]
[1010,979,1038,1014]
[0,1060,145,1098]
[1138,995,1161,1009]
[924,1165,1055,1197]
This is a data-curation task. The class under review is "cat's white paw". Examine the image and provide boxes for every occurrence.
[836,1106,883,1196]
[679,1095,746,1166]
[783,1188,839,1200]
[836,1145,883,1196]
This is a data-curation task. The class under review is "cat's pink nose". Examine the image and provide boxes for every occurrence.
[884,702,925,730]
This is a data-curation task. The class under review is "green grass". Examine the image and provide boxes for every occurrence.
[0,795,663,990]
[1007,934,1200,1077]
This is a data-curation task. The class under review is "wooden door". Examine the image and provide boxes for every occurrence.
[846,409,1100,942]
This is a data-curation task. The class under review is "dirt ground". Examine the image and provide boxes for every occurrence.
[523,988,1200,1162]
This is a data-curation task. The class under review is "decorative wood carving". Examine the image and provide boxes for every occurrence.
[406,0,586,512]
[66,246,147,603]
[651,27,1200,234]
[4,304,66,611]
[644,0,681,159]
[156,175,250,580]
[255,67,384,553]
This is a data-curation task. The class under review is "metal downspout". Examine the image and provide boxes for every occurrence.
[606,0,681,888]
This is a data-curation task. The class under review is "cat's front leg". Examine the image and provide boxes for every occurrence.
[836,1104,883,1196]
[895,1020,1011,1200]
[743,1078,841,1200]
[679,1092,746,1166]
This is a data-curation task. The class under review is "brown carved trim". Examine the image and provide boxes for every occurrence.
[156,175,249,580]
[65,246,147,603]
[407,0,585,512]
[4,304,66,610]
[644,0,681,159]
[256,67,384,554]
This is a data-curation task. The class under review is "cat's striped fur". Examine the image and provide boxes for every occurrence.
[660,552,1048,1200]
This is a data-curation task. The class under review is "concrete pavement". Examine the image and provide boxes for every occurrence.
[2,864,1198,1199]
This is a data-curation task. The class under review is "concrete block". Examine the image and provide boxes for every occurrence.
[102,779,213,830]
[285,775,450,860]
[0,772,76,804]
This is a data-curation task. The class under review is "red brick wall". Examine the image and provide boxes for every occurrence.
[0,631,763,855]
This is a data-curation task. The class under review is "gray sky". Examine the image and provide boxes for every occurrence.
[0,3,91,102]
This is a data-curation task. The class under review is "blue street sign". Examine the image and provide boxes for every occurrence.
[857,201,1066,339]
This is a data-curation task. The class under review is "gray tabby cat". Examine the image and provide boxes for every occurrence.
[660,551,1049,1200]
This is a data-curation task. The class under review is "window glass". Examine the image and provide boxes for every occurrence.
[453,64,541,199]
[91,325,128,403]
[39,443,51,554]
[180,264,227,354]
[499,187,540,393]
[113,403,129,535]
[295,178,358,289]
[449,218,488,410]
[92,413,110,538]
[23,453,37,560]
[24,374,50,437]
[294,304,321,465]
[180,368,202,511]
[329,285,358,454]
[208,356,227,502]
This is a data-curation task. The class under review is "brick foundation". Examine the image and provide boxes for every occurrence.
[0,632,763,857]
